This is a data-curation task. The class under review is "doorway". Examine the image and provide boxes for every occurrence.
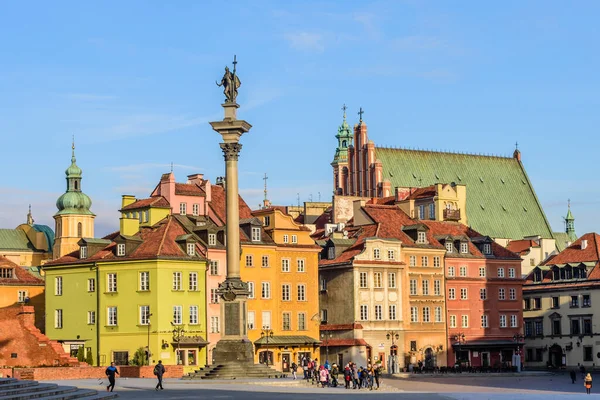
[282,353,290,372]
[378,352,385,367]
[549,344,562,368]
[337,353,344,368]
[482,352,490,368]
[424,347,435,368]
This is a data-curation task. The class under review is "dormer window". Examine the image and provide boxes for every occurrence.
[460,242,469,254]
[187,243,195,256]
[283,234,289,243]
[429,204,435,219]
[419,204,425,219]
[291,235,298,244]
[483,243,492,255]
[264,216,270,226]
[328,247,335,260]
[208,234,217,246]
[373,248,381,259]
[80,246,88,259]
[117,243,126,257]
[445,242,454,253]
[251,227,261,242]
[533,269,542,282]
[388,249,395,260]
[0,268,14,279]
[192,204,199,216]
[417,232,427,244]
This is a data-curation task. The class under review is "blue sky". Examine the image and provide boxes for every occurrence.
[0,1,598,237]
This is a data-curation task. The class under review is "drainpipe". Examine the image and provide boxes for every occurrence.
[93,262,100,367]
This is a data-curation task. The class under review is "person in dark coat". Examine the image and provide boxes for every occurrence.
[571,369,577,384]
[153,360,166,391]
[105,362,119,392]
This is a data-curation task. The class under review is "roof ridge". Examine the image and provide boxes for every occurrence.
[375,146,513,159]
[156,216,172,256]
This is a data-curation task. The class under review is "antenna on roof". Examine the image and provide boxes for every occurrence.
[170,162,173,173]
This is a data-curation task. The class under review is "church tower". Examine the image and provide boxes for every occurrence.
[565,200,577,242]
[53,141,95,259]
[332,104,353,195]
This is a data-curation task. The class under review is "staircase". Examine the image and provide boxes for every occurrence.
[183,362,283,380]
[0,378,117,399]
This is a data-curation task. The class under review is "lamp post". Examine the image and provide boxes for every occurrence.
[171,322,185,365]
[513,333,524,372]
[146,312,153,366]
[386,331,400,373]
[320,331,332,363]
[453,333,466,369]
[261,327,274,367]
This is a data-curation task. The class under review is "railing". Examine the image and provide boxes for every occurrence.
[443,209,461,221]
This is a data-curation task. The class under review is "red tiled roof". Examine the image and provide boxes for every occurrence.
[209,185,253,222]
[542,233,600,266]
[506,239,537,255]
[320,224,377,266]
[320,323,364,331]
[407,185,436,200]
[326,338,369,347]
[366,196,395,205]
[361,205,431,247]
[175,183,205,197]
[524,280,600,292]
[0,256,44,286]
[121,196,170,211]
[313,208,332,230]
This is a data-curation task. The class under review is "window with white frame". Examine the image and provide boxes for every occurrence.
[422,256,429,267]
[434,280,441,295]
[498,268,505,278]
[208,234,217,246]
[80,246,87,259]
[499,314,507,328]
[388,249,395,260]
[409,255,417,266]
[87,311,95,325]
[448,288,456,300]
[459,266,467,277]
[87,278,95,292]
[251,227,261,242]
[483,243,492,254]
[446,242,454,253]
[461,315,469,328]
[298,312,306,330]
[297,259,305,272]
[498,288,505,300]
[422,280,430,295]
[281,284,290,301]
[417,231,427,244]
[282,312,291,330]
[192,203,199,216]
[180,203,187,215]
[17,290,28,303]
[450,315,457,328]
[107,307,118,326]
[173,305,182,325]
[360,305,369,320]
[297,284,306,301]
[117,243,125,257]
[187,243,195,256]
[139,272,149,291]
[460,242,469,254]
[281,258,290,272]
[373,248,381,259]
[55,309,63,328]
[0,268,13,279]
[247,282,255,299]
[435,306,443,322]
[375,304,383,320]
[263,216,270,227]
[210,289,220,304]
[479,267,486,277]
[433,256,441,267]
[508,268,516,278]
[262,255,269,267]
[172,272,182,290]
[423,306,431,322]
[189,305,199,325]
[509,288,516,300]
[480,288,487,300]
[389,305,397,320]
[374,272,383,288]
[320,278,327,291]
[359,272,368,288]
[209,260,219,275]
[460,288,468,300]
[511,314,518,327]
[210,316,220,333]
[140,305,150,325]
[283,234,289,243]
[481,314,489,328]
[388,272,396,288]
[291,235,297,243]
[107,273,117,292]
[246,255,253,267]
[320,309,327,324]
[411,306,418,322]
[448,266,455,277]
[261,282,271,299]
[247,311,255,330]
[410,279,417,295]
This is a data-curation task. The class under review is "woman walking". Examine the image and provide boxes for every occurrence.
[585,373,593,394]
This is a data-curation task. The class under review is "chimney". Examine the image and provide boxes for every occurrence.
[187,174,204,185]
[581,239,588,250]
[121,195,136,209]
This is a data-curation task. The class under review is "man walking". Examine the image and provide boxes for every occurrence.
[105,362,119,392]
[154,360,166,391]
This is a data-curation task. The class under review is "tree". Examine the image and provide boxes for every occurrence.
[85,350,93,365]
[76,347,85,362]
[131,347,147,367]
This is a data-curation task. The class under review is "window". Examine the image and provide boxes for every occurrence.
[261,282,271,299]
[410,279,417,295]
[498,288,505,300]
[359,272,368,288]
[140,306,150,325]
[87,278,95,292]
[524,298,531,310]
[77,222,82,237]
[187,243,195,256]
[388,249,395,260]
[55,309,63,329]
[17,290,28,303]
[209,260,219,275]
[423,307,430,322]
[297,259,305,272]
[422,280,430,295]
[389,305,397,320]
[500,315,507,328]
[459,266,467,277]
[446,242,454,253]
[360,305,369,321]
[114,244,124,258]
[434,280,441,295]
[172,306,182,325]
[137,271,149,291]
[417,231,427,244]
[552,318,561,335]
[448,266,455,277]
[497,268,505,278]
[410,306,418,322]
[210,289,220,304]
[297,284,306,301]
[409,255,417,267]
[433,256,441,267]
[429,203,435,219]
[0,268,13,279]
[179,203,186,215]
[508,268,515,278]
[584,318,592,334]
[483,243,492,254]
[448,288,456,300]
[374,272,383,288]
[552,296,559,309]
[460,242,468,254]
[583,294,591,307]
[534,297,542,309]
[172,272,182,291]
[248,282,255,298]
[251,227,261,242]
[138,211,143,223]
[144,210,149,222]
[282,312,291,330]
[55,276,63,295]
[421,256,429,267]
[480,288,487,300]
[281,259,290,272]
[571,318,580,335]
[375,305,383,320]
[283,234,289,243]
[511,314,518,328]
[320,309,327,324]
[281,284,290,301]
[87,311,95,325]
[189,305,199,325]
[80,246,87,259]
[373,248,381,259]
[533,269,542,282]
[419,204,425,219]
[481,314,489,328]
[291,235,297,243]
[584,346,593,362]
[435,306,443,322]
[210,316,220,333]
[479,267,486,277]
[208,234,216,246]
[247,311,255,330]
[450,315,457,328]
[107,307,117,326]
[107,273,117,292]
[571,295,579,308]
[388,273,397,288]
[461,315,469,328]
[261,255,269,268]
[192,203,199,216]
[509,288,516,300]
[263,216,270,226]
[298,312,306,330]
[460,288,468,300]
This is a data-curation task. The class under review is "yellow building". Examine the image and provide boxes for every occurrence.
[43,214,208,372]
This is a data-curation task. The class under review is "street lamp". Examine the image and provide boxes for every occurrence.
[386,331,400,373]
[453,333,466,368]
[171,322,185,365]
[513,333,525,372]
[320,331,332,363]
[146,312,153,366]
[261,327,274,367]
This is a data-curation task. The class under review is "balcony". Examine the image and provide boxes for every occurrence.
[443,209,461,221]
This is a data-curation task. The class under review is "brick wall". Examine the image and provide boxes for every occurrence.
[4,365,184,380]
[119,365,184,378]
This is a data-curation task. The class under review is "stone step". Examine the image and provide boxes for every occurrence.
[0,385,78,400]
[0,380,38,390]
[0,379,19,386]
[0,382,58,396]
[42,388,118,400]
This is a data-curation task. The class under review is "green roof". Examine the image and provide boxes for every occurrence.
[553,232,572,252]
[0,229,33,251]
[375,148,554,240]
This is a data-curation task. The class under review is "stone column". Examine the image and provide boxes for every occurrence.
[210,102,254,363]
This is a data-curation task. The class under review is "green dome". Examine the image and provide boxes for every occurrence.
[55,191,93,215]
[65,161,82,178]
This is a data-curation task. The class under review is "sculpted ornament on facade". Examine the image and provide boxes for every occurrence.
[220,143,242,161]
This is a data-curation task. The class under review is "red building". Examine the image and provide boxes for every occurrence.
[423,221,524,369]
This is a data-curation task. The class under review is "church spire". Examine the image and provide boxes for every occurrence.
[262,173,271,209]
[565,199,576,241]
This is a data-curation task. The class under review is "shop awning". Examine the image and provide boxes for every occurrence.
[451,340,519,350]
[254,335,320,346]
[173,335,209,347]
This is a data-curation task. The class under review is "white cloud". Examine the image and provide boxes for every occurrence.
[284,32,325,53]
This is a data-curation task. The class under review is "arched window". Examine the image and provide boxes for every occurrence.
[342,140,347,148]
[74,180,79,190]
[77,222,82,238]
[56,221,61,236]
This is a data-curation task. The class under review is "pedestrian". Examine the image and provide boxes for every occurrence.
[585,373,593,395]
[105,362,119,392]
[352,363,359,389]
[331,363,339,387]
[302,356,309,380]
[374,364,381,390]
[570,369,577,384]
[153,360,166,391]
[319,365,329,388]
[291,361,298,380]
[344,364,351,389]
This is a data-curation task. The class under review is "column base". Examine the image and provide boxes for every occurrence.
[212,339,254,364]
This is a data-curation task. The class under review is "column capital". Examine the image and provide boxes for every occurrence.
[220,142,243,161]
